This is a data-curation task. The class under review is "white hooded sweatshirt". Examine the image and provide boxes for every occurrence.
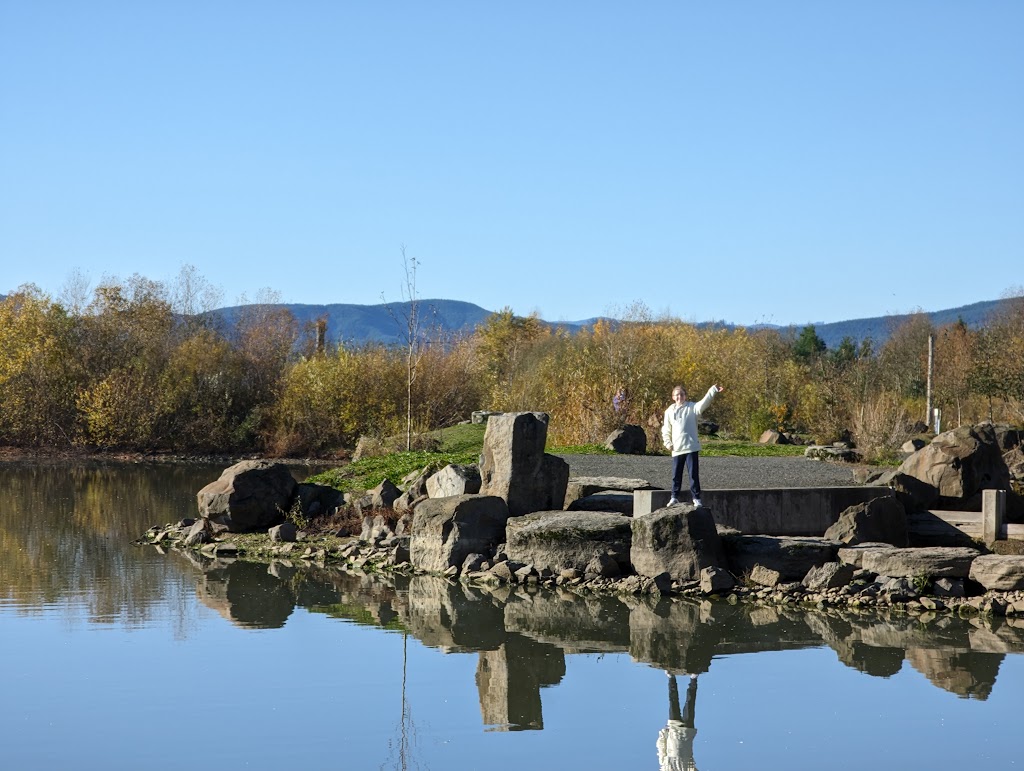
[661,386,720,456]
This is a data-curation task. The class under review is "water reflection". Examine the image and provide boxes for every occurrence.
[169,559,1024,730]
[4,462,1023,738]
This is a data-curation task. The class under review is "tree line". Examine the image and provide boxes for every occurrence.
[1,270,1022,460]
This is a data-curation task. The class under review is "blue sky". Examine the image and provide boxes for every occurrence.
[1,1,1021,326]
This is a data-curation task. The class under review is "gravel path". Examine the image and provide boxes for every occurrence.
[557,454,861,490]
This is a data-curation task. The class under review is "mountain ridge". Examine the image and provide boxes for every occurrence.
[212,297,1009,349]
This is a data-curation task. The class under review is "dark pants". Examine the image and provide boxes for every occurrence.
[671,452,701,500]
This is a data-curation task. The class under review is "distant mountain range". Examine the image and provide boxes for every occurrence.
[213,297,1008,350]
[0,291,1009,350]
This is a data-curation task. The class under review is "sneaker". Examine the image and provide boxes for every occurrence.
[692,498,703,508]
[668,498,680,506]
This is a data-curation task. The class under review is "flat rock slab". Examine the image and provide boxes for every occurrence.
[721,535,838,581]
[505,510,632,574]
[861,547,981,579]
[969,555,1024,591]
[564,476,654,508]
[837,543,897,568]
[566,492,634,515]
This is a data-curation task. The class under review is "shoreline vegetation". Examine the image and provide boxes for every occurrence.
[2,271,1023,464]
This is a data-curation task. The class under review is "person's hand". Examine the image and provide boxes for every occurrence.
[714,384,725,393]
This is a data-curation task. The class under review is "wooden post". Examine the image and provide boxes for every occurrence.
[926,334,934,429]
[982,489,1006,545]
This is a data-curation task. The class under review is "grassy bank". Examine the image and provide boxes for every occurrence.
[308,423,806,492]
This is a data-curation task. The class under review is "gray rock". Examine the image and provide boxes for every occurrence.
[700,566,735,594]
[479,412,569,516]
[585,553,621,579]
[196,460,297,531]
[749,564,782,587]
[805,445,861,462]
[426,464,482,498]
[360,513,395,543]
[896,423,1011,505]
[183,519,212,546]
[564,476,654,508]
[506,510,632,574]
[837,542,896,568]
[759,429,788,445]
[721,535,838,582]
[861,547,981,579]
[630,505,726,581]
[409,495,511,573]
[968,555,1024,591]
[269,522,298,542]
[369,479,402,509]
[462,553,488,573]
[605,425,647,454]
[803,562,856,591]
[824,496,909,547]
[880,577,917,601]
[932,577,966,598]
[888,472,940,511]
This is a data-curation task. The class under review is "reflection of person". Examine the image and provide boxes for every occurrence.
[657,673,698,771]
[661,384,722,507]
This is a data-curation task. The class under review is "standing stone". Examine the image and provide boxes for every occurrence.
[196,460,297,531]
[630,506,726,581]
[479,412,569,517]
[700,566,735,594]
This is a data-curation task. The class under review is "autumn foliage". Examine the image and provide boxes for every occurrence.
[1,273,1022,457]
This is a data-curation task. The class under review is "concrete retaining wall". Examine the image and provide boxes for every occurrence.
[634,487,894,536]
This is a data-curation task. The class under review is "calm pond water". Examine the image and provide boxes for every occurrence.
[2,462,1023,770]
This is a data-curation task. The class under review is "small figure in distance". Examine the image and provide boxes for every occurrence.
[613,386,627,414]
[661,384,723,508]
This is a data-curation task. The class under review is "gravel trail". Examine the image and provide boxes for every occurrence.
[556,454,862,490]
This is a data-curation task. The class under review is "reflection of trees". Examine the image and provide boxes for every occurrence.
[0,463,217,628]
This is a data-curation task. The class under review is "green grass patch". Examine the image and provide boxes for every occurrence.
[424,422,486,454]
[699,440,806,457]
[307,448,479,493]
[548,442,616,455]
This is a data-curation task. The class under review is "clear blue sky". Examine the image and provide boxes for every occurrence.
[2,1,1021,326]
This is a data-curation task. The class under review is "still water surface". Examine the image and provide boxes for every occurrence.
[1,462,1022,770]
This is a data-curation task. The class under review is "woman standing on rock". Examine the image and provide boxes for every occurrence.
[661,384,723,507]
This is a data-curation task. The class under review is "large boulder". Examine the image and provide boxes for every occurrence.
[426,464,482,498]
[479,412,569,516]
[968,555,1024,591]
[605,425,646,454]
[505,510,633,574]
[630,505,726,581]
[409,495,510,573]
[721,535,838,581]
[860,546,981,579]
[196,460,297,531]
[896,424,1011,505]
[823,496,909,546]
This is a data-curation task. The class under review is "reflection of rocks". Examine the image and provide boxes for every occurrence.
[629,600,719,674]
[477,636,566,731]
[502,590,630,652]
[906,648,1000,699]
[405,576,507,652]
[195,560,296,629]
[803,612,903,677]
